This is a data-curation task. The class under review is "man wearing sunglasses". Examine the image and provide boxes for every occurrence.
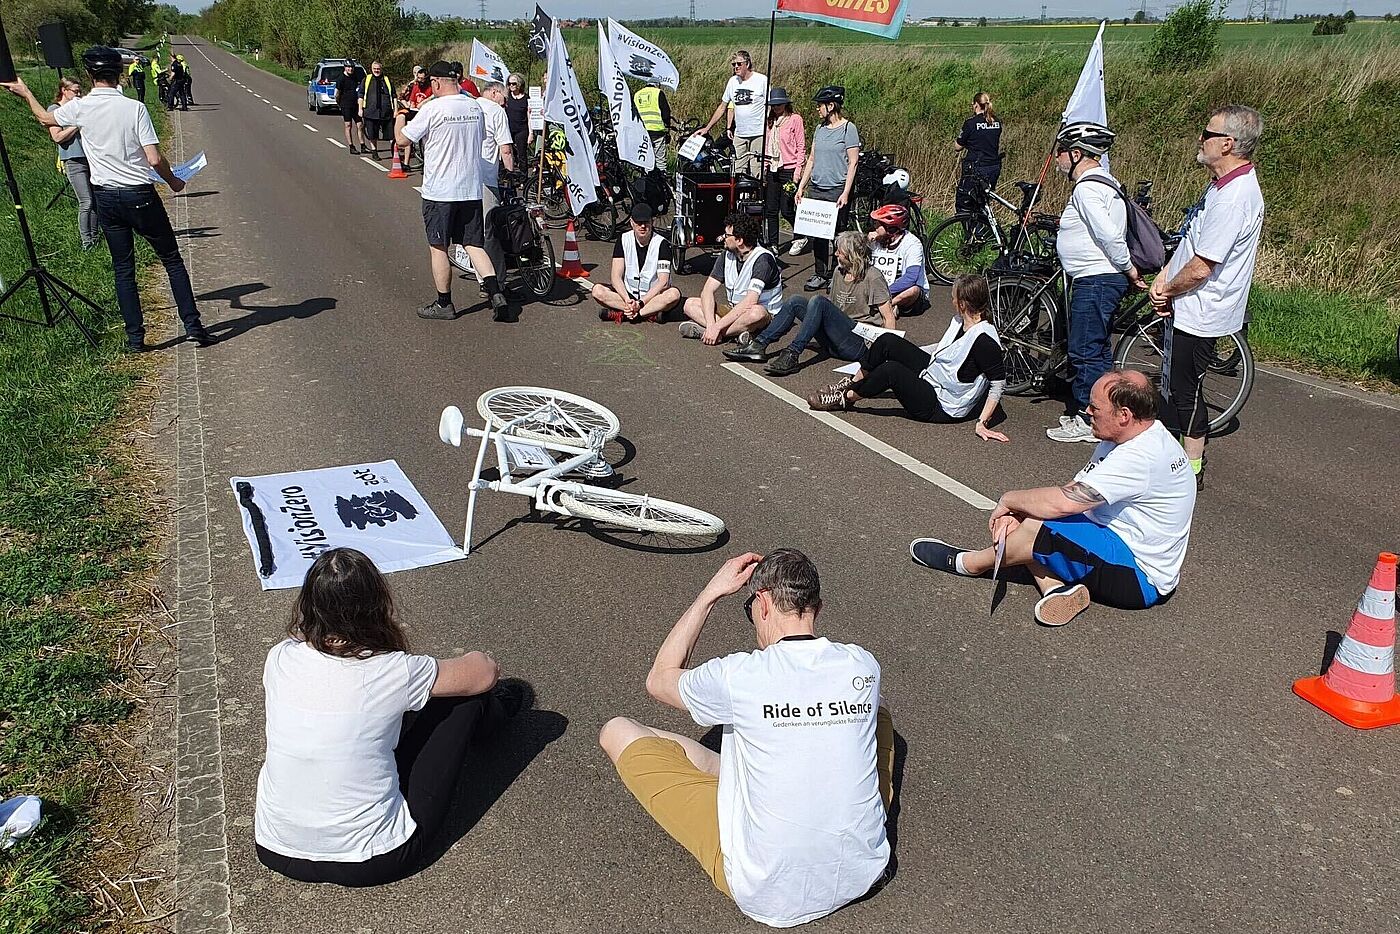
[695,50,767,178]
[599,549,895,927]
[1147,105,1264,490]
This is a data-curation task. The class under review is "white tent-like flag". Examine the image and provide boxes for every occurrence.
[1062,20,1109,168]
[599,22,655,171]
[469,38,509,86]
[544,24,600,214]
[607,19,680,91]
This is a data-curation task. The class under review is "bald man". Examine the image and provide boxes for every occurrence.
[909,370,1197,627]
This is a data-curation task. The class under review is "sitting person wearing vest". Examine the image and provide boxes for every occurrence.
[867,204,929,316]
[680,212,783,345]
[807,274,1010,442]
[592,204,682,323]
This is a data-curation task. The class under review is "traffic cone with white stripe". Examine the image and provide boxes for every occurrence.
[1294,552,1400,729]
[387,147,407,179]
[556,220,589,279]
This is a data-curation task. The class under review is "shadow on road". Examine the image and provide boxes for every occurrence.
[197,282,337,341]
[178,190,220,199]
[175,225,221,239]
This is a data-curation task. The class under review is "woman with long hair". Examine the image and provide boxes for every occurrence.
[47,78,99,250]
[254,548,525,886]
[953,90,1004,215]
[807,273,1010,440]
[762,87,805,248]
[792,85,860,291]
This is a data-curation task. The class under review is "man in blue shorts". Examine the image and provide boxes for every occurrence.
[908,369,1196,626]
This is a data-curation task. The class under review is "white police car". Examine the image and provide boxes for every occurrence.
[307,59,364,114]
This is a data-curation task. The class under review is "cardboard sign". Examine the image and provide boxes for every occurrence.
[793,198,840,240]
[528,87,545,131]
[676,133,706,163]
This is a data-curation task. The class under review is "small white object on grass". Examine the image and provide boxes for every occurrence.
[0,795,42,849]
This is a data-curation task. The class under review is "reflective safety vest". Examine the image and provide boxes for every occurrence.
[634,87,665,134]
[921,317,1001,419]
[129,60,145,76]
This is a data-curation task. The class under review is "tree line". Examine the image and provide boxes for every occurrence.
[197,0,406,69]
[3,0,195,61]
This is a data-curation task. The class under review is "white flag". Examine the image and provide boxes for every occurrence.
[469,38,509,86]
[1062,21,1109,167]
[599,22,655,171]
[607,19,680,91]
[544,24,600,214]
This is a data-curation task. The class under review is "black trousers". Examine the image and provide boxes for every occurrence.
[852,333,956,423]
[807,185,851,278]
[1159,326,1214,439]
[256,692,504,887]
[93,185,202,345]
[764,167,795,247]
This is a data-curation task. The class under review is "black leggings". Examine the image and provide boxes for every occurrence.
[256,692,504,887]
[851,333,955,423]
[1159,326,1214,439]
[808,186,851,278]
[765,167,796,247]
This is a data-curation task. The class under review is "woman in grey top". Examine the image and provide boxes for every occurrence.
[793,85,860,292]
[47,78,99,250]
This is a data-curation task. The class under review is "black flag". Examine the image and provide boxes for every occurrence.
[528,5,552,61]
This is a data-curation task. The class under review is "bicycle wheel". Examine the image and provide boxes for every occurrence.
[541,182,571,228]
[582,197,620,241]
[1114,325,1253,434]
[989,275,1061,396]
[521,231,556,300]
[476,387,622,444]
[556,486,725,537]
[926,215,1000,285]
[448,244,477,279]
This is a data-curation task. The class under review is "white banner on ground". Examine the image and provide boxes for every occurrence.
[544,24,600,213]
[599,22,655,171]
[230,459,463,590]
[470,38,509,86]
[607,19,680,91]
[793,198,841,240]
[1062,21,1109,169]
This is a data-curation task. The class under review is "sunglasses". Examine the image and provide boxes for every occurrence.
[1200,129,1232,141]
[743,590,763,624]
[731,61,746,68]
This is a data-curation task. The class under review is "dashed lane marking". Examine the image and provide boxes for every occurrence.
[302,123,316,132]
[285,113,296,120]
[272,105,282,111]
[362,157,389,172]
[327,138,346,148]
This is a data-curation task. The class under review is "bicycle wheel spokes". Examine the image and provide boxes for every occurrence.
[476,387,622,444]
[556,486,725,537]
[926,215,998,285]
[989,275,1059,396]
[1200,332,1253,433]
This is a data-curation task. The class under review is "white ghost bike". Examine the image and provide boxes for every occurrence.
[438,387,725,554]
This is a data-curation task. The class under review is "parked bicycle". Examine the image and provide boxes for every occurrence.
[448,171,556,300]
[925,171,1058,285]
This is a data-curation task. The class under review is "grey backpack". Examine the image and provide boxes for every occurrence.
[1075,175,1168,274]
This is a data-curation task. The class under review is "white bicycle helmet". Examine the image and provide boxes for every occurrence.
[1056,121,1116,157]
[883,168,911,190]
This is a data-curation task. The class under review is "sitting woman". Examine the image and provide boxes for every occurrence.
[254,547,524,887]
[807,273,1010,442]
[725,231,896,376]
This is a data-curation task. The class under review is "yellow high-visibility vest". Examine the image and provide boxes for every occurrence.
[634,87,665,133]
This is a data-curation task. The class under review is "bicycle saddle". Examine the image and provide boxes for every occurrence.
[1015,181,1039,194]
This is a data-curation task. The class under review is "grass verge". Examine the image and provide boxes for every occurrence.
[0,67,167,933]
[1249,286,1400,386]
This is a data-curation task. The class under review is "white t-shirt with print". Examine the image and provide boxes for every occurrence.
[402,94,485,202]
[871,232,929,293]
[1164,166,1264,338]
[678,637,889,928]
[475,95,513,189]
[254,639,438,862]
[723,72,769,138]
[1075,420,1197,594]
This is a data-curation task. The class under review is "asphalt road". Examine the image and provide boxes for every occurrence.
[161,37,1400,934]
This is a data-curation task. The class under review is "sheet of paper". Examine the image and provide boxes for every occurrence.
[993,533,1006,579]
[150,150,207,185]
[851,322,906,343]
[676,134,706,163]
[527,88,544,131]
[793,198,840,240]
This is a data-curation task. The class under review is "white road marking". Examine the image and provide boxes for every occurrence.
[327,138,346,148]
[1256,363,1400,412]
[285,113,296,120]
[272,105,282,111]
[721,363,998,510]
[302,123,316,131]
[362,157,389,172]
[413,186,423,194]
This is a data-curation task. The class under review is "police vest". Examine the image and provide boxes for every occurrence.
[921,317,1001,419]
[723,245,782,312]
[621,230,669,296]
[634,87,666,134]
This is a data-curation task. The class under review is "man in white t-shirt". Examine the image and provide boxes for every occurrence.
[695,49,767,178]
[475,81,516,291]
[910,369,1196,627]
[396,61,510,322]
[867,204,929,315]
[599,550,893,928]
[1148,104,1265,490]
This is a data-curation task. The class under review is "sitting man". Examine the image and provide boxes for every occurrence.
[591,203,682,323]
[867,204,929,316]
[680,212,783,345]
[909,369,1195,627]
[599,550,894,928]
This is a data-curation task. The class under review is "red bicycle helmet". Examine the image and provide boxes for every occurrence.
[870,203,909,231]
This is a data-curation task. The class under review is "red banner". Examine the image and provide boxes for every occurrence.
[777,0,901,29]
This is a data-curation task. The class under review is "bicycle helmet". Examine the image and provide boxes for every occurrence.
[82,47,125,78]
[1056,121,1116,157]
[882,168,911,191]
[812,85,845,105]
[870,203,909,231]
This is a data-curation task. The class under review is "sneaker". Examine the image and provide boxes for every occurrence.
[599,308,624,323]
[804,274,829,292]
[491,292,513,322]
[787,237,810,256]
[1034,583,1091,626]
[368,149,381,160]
[1196,470,1205,492]
[678,321,705,340]
[807,384,851,412]
[723,341,769,363]
[185,326,217,347]
[909,538,973,575]
[1046,414,1096,443]
[735,330,754,348]
[492,678,535,719]
[764,348,802,376]
[417,300,456,320]
[123,340,151,354]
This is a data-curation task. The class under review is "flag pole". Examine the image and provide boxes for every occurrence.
[759,8,776,237]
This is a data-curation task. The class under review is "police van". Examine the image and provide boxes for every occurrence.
[307,59,364,114]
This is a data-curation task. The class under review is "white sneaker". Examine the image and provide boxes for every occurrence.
[1046,414,1096,443]
[787,237,810,256]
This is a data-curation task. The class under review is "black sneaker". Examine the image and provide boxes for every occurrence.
[186,326,217,347]
[492,678,535,719]
[909,538,979,576]
[124,340,151,354]
[490,292,512,322]
[764,348,802,376]
[417,300,456,320]
[723,341,769,363]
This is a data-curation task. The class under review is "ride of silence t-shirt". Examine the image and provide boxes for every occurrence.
[678,637,890,928]
[723,72,768,138]
[402,94,486,202]
[1075,420,1198,593]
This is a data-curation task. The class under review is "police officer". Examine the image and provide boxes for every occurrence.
[633,79,671,164]
[3,47,215,351]
[953,91,1002,215]
[128,56,147,101]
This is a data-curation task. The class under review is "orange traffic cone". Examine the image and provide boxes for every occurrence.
[556,220,589,279]
[387,148,407,179]
[1294,552,1400,729]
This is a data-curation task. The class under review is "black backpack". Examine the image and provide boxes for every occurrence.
[1074,175,1168,274]
[495,204,536,255]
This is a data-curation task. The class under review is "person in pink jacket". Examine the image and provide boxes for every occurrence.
[762,87,805,249]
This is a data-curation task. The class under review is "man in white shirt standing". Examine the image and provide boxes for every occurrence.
[911,369,1196,628]
[1148,105,1265,490]
[1047,122,1145,443]
[599,549,894,928]
[397,61,510,322]
[4,47,214,351]
[474,80,516,301]
[696,50,767,178]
